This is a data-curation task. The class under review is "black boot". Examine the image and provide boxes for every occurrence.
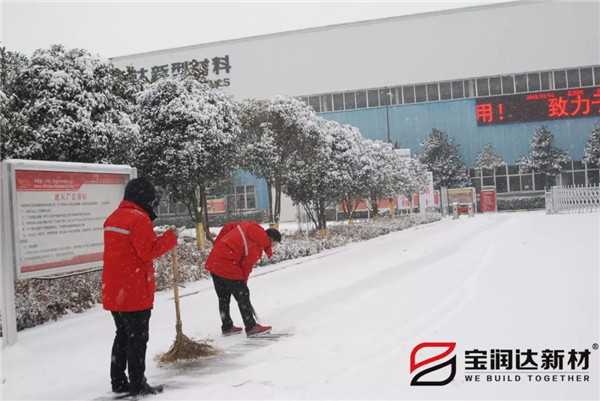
[111,381,129,394]
[130,382,163,396]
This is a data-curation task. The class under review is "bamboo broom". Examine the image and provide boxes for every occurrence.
[156,244,220,365]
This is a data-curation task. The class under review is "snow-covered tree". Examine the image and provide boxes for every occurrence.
[583,122,600,167]
[1,48,29,160]
[517,125,569,189]
[3,45,138,163]
[335,124,371,223]
[283,116,335,230]
[401,157,429,208]
[475,144,504,170]
[238,96,319,228]
[418,128,469,189]
[135,74,239,247]
[266,95,320,226]
[362,139,402,218]
[237,99,280,226]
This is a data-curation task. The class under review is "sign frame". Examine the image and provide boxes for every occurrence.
[4,160,135,280]
[2,160,135,347]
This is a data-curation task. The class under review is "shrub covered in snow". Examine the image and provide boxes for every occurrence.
[5,214,441,333]
[497,195,545,211]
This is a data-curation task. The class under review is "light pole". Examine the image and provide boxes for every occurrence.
[385,89,393,144]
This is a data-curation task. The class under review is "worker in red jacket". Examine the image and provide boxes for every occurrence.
[205,221,281,337]
[102,177,177,396]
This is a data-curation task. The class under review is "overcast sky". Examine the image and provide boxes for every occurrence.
[2,1,514,59]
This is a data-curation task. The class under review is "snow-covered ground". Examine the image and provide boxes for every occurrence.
[2,211,599,400]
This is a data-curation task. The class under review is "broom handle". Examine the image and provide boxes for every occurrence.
[171,246,183,336]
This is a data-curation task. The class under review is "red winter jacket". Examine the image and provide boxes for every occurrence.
[102,201,177,311]
[205,221,273,282]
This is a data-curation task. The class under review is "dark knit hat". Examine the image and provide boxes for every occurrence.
[265,228,282,243]
[123,177,158,221]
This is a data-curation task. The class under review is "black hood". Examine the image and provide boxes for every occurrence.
[123,178,158,221]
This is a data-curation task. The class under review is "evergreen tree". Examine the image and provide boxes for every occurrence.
[238,95,320,228]
[134,74,239,248]
[282,115,332,230]
[418,128,469,189]
[335,125,371,223]
[266,95,320,227]
[237,98,280,226]
[0,47,29,160]
[518,125,569,188]
[4,45,138,163]
[475,144,504,170]
[583,122,600,167]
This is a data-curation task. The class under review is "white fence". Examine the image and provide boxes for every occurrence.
[546,184,600,214]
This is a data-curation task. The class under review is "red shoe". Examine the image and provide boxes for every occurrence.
[246,323,272,337]
[222,326,243,336]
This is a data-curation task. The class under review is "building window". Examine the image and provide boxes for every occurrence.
[476,78,489,96]
[403,86,415,103]
[320,94,332,112]
[489,77,502,95]
[580,68,594,86]
[554,70,567,89]
[392,87,402,104]
[521,174,533,191]
[567,69,580,88]
[427,84,439,101]
[356,91,367,108]
[367,90,379,107]
[379,89,392,106]
[527,73,540,91]
[234,185,256,210]
[540,72,552,90]
[309,96,320,112]
[515,74,527,92]
[509,176,520,193]
[333,93,344,111]
[344,92,356,109]
[465,80,475,97]
[595,67,600,85]
[439,82,451,100]
[451,81,464,98]
[501,76,514,94]
[415,85,427,102]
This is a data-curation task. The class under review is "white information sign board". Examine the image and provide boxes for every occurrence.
[1,160,135,346]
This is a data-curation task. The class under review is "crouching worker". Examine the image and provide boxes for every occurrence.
[102,178,177,396]
[205,221,281,337]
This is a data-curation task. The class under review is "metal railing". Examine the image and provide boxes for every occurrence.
[546,184,600,214]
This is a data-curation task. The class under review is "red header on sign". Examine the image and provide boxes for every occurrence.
[16,170,129,191]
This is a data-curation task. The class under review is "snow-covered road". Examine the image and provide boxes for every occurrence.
[2,211,599,400]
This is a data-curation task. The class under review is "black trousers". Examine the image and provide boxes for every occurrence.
[110,309,151,390]
[211,273,256,331]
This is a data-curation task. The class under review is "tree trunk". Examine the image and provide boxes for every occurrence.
[389,198,395,219]
[266,180,274,226]
[370,192,379,219]
[201,187,214,245]
[190,190,205,250]
[273,177,282,229]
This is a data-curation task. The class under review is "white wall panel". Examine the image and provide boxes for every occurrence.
[111,1,600,100]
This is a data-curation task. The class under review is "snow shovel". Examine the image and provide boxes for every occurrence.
[156,245,220,365]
